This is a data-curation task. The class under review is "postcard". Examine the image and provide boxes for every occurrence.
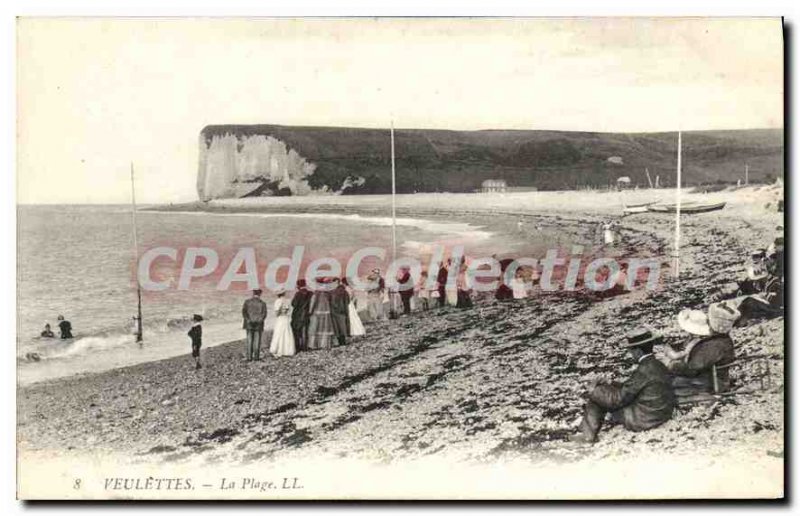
[16,17,784,500]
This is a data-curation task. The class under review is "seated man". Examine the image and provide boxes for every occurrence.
[569,329,676,444]
[711,237,784,320]
[667,306,737,396]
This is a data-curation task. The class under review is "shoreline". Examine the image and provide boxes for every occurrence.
[18,187,784,496]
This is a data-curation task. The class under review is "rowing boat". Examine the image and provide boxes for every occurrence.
[647,201,726,214]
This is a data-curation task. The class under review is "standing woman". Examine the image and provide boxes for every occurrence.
[416,271,431,311]
[343,278,366,338]
[307,279,335,350]
[269,291,296,357]
[445,259,458,307]
[366,268,386,321]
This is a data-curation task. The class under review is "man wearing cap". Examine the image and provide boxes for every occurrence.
[667,306,737,395]
[242,289,268,361]
[569,329,676,444]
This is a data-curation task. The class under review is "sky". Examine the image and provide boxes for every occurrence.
[16,17,784,204]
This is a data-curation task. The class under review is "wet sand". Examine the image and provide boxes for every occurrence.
[17,186,784,497]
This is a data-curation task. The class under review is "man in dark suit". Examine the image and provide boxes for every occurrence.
[242,289,267,361]
[291,280,312,352]
[569,329,676,444]
[329,278,351,347]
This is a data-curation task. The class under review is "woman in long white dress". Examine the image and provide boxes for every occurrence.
[269,291,296,357]
[343,279,366,337]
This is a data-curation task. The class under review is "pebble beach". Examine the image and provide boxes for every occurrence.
[17,186,785,499]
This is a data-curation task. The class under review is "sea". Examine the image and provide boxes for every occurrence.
[17,205,512,385]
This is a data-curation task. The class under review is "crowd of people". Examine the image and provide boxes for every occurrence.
[183,230,784,447]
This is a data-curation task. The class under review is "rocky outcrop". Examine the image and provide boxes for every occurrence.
[198,132,317,200]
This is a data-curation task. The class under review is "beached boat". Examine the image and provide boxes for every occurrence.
[647,201,726,214]
[622,200,660,215]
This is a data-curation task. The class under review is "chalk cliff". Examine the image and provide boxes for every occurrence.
[198,125,783,199]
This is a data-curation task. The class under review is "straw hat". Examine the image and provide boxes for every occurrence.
[708,302,740,334]
[623,328,664,348]
[678,309,712,336]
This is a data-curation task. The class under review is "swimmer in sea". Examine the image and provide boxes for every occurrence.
[57,315,73,339]
[40,323,55,338]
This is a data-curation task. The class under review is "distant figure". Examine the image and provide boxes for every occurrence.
[40,323,55,338]
[307,279,335,350]
[366,268,386,321]
[445,259,458,307]
[242,289,268,361]
[602,222,616,245]
[56,315,73,339]
[456,264,473,309]
[569,329,676,444]
[343,278,366,337]
[416,271,431,311]
[436,262,449,308]
[495,258,515,301]
[517,219,524,233]
[511,268,528,300]
[330,278,351,346]
[397,266,414,316]
[187,314,203,370]
[269,291,296,357]
[290,280,312,352]
[667,307,737,396]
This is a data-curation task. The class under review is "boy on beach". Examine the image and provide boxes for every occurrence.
[188,314,203,369]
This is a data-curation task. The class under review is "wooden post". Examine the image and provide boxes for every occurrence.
[645,168,653,189]
[130,163,143,345]
[390,122,397,264]
[673,132,682,278]
[745,163,749,186]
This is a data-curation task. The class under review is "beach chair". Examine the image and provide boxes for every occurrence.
[676,358,772,405]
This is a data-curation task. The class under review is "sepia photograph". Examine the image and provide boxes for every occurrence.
[14,16,785,500]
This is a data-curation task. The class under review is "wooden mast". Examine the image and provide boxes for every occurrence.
[130,163,144,345]
[391,121,397,264]
[673,132,682,278]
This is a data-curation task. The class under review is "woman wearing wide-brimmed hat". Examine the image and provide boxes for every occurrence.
[269,290,296,357]
[569,328,676,444]
[667,304,738,395]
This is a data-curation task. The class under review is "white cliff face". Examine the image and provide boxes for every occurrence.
[197,133,316,200]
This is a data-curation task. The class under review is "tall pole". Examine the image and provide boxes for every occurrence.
[745,163,749,186]
[130,163,144,345]
[673,132,682,278]
[391,121,397,264]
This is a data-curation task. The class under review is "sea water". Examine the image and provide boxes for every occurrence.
[17,205,508,385]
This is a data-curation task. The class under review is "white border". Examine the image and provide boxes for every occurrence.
[4,1,795,514]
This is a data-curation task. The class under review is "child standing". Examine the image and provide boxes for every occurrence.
[188,314,203,369]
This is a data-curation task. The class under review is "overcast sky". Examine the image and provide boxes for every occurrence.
[17,17,783,204]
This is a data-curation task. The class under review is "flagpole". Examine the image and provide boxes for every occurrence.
[130,163,144,345]
[673,131,682,278]
[391,121,397,264]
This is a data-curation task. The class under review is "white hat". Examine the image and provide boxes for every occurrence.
[708,302,740,334]
[678,309,712,336]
